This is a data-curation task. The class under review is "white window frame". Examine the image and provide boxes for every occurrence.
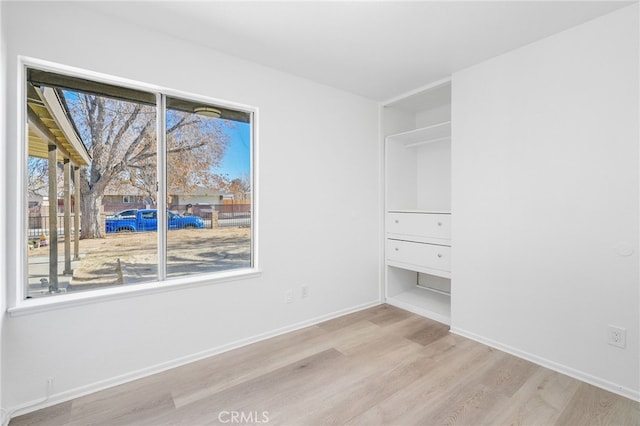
[10,57,260,316]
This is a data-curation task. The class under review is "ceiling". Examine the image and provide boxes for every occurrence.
[82,1,633,102]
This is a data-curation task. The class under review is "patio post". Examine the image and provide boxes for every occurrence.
[47,144,58,291]
[63,158,72,275]
[74,166,80,260]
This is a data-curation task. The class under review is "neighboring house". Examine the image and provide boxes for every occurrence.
[222,192,251,205]
[102,184,150,214]
[27,194,44,212]
[169,187,230,207]
[169,187,231,216]
[27,195,45,234]
[104,185,235,216]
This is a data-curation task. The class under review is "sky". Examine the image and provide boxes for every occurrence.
[218,120,251,180]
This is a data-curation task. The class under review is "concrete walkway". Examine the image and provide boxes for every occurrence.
[27,255,82,297]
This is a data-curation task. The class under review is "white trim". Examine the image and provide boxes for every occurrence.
[377,103,385,304]
[381,76,452,106]
[17,57,28,304]
[380,101,390,304]
[8,268,262,317]
[403,136,451,149]
[157,93,167,282]
[15,56,259,311]
[450,326,640,402]
[250,109,259,271]
[19,56,257,114]
[6,300,382,419]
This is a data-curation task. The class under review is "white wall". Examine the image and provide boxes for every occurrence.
[416,140,451,211]
[0,0,6,421]
[451,5,639,399]
[1,2,380,413]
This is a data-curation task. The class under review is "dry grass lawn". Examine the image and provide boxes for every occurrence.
[29,227,251,289]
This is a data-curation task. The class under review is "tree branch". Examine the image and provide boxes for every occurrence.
[167,115,200,134]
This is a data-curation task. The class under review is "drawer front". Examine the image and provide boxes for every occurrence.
[387,212,451,241]
[387,239,451,272]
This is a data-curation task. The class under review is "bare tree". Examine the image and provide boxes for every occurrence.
[27,158,50,198]
[227,174,251,200]
[27,157,66,200]
[62,91,229,238]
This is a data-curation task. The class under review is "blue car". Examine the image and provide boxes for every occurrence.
[105,209,205,233]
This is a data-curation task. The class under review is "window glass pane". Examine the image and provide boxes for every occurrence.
[26,72,157,298]
[24,65,256,300]
[165,97,252,278]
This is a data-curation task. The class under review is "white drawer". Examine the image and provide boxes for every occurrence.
[387,212,451,242]
[387,239,451,274]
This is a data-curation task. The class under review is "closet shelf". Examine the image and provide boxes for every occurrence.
[388,209,451,215]
[386,121,451,147]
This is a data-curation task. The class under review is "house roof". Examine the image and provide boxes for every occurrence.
[27,84,91,167]
[172,187,231,197]
[103,185,230,198]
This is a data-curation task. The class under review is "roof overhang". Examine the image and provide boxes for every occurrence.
[27,84,91,167]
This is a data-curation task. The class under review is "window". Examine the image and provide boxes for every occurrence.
[23,62,256,300]
[113,209,138,219]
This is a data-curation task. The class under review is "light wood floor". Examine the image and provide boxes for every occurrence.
[10,305,640,425]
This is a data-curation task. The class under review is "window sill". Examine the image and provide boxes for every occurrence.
[8,268,262,317]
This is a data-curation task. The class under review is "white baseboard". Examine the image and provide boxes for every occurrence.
[7,299,382,420]
[450,326,640,402]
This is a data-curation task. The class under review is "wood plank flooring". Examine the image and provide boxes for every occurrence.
[10,305,640,425]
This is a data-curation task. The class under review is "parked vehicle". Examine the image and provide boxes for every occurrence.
[105,209,205,233]
[107,209,138,220]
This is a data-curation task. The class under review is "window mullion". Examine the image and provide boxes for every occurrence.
[157,93,167,281]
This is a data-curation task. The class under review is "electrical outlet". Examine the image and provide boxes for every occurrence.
[608,325,626,348]
[285,289,294,304]
[301,285,309,299]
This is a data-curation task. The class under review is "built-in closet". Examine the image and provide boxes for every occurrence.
[383,79,452,325]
